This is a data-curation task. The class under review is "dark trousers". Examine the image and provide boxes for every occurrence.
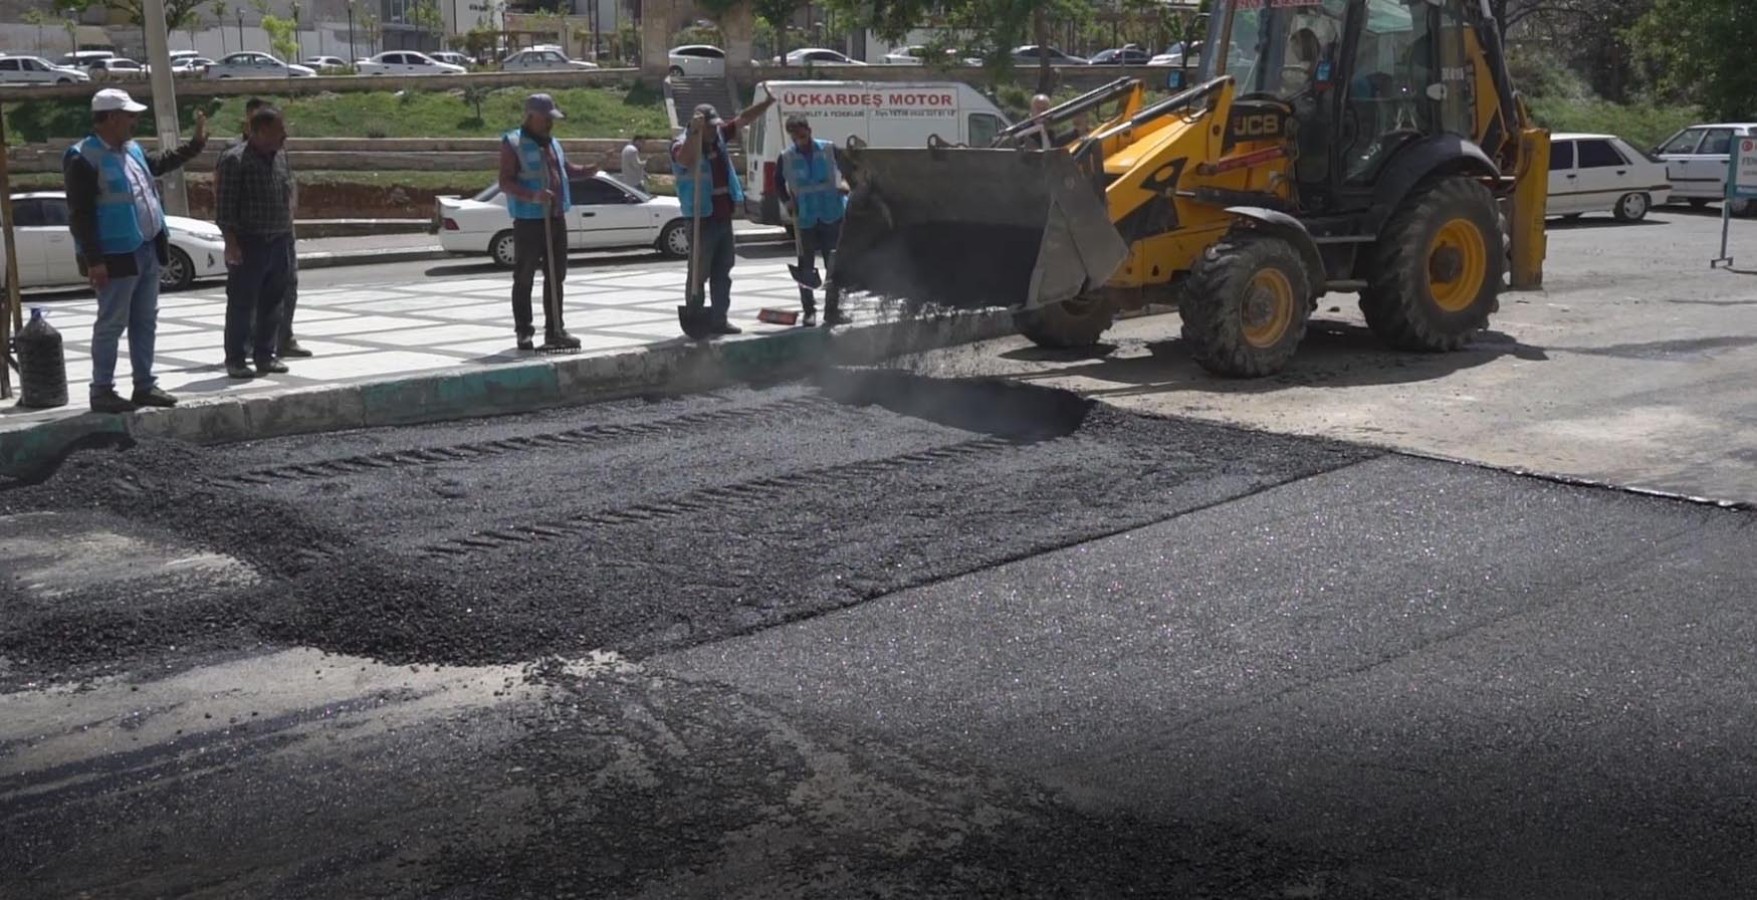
[511,216,568,338]
[796,219,842,315]
[693,217,736,324]
[225,233,292,366]
[246,238,297,351]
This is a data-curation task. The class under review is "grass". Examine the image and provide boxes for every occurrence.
[3,83,671,144]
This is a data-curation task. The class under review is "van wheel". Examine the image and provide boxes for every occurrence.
[490,230,517,268]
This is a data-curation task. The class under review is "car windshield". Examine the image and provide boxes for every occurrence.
[1210,0,1349,99]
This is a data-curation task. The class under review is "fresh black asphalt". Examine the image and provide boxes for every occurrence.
[3,369,1754,899]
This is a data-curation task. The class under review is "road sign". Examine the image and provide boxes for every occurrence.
[1731,138,1757,200]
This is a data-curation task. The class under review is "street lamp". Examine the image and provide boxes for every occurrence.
[348,0,356,59]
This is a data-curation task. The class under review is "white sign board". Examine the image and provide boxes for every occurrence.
[1730,137,1757,200]
[772,87,960,122]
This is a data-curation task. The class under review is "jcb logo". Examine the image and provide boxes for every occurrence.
[1233,115,1281,138]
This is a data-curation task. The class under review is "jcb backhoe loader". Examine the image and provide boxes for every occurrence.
[831,0,1549,377]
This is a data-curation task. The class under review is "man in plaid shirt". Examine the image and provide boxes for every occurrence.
[216,105,296,379]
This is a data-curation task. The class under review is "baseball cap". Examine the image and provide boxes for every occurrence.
[693,103,721,121]
[92,88,147,113]
[524,93,564,119]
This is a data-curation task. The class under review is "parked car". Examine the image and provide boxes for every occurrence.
[1147,43,1192,65]
[436,174,692,266]
[667,44,725,78]
[205,51,316,78]
[1088,46,1152,65]
[169,56,215,74]
[0,192,226,292]
[1652,122,1757,214]
[1011,45,1089,65]
[1546,132,1671,222]
[304,55,349,71]
[85,57,145,78]
[429,51,472,68]
[60,50,115,69]
[0,55,91,84]
[355,50,466,76]
[785,47,866,66]
[500,48,598,72]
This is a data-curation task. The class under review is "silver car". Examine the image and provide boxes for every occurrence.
[1652,123,1757,214]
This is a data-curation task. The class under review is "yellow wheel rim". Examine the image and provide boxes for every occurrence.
[1241,268,1295,349]
[1428,218,1487,313]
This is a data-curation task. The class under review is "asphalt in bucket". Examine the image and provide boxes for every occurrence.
[0,370,1376,686]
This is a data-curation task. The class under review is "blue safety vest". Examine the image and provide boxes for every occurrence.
[503,128,571,219]
[781,138,845,228]
[672,129,743,219]
[65,135,162,256]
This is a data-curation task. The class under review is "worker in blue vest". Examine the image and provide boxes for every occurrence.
[672,94,774,337]
[772,114,850,326]
[62,88,207,413]
[496,93,598,350]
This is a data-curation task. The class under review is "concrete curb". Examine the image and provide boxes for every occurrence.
[0,310,1016,480]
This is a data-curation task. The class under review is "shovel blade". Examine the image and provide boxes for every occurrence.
[788,263,824,290]
[831,145,1127,312]
[678,304,714,340]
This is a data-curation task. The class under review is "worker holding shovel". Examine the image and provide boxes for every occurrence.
[671,92,776,338]
[497,93,597,351]
[773,113,850,327]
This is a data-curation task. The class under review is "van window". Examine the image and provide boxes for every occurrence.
[1548,140,1573,171]
[968,113,1003,147]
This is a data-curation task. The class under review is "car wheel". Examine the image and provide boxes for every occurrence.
[161,246,195,291]
[1561,213,1583,220]
[490,230,517,268]
[57,77,72,84]
[657,219,690,259]
[668,65,684,78]
[1688,198,1711,209]
[1613,192,1650,222]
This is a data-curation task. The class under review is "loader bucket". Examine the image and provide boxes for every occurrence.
[830,145,1129,313]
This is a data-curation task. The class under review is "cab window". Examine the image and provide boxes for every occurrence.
[968,113,1003,147]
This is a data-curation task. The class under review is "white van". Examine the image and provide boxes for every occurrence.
[742,79,1012,226]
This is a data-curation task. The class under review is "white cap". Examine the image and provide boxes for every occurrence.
[92,88,147,113]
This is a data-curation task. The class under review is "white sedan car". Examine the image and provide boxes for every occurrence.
[0,55,92,84]
[667,44,725,78]
[1547,132,1672,222]
[786,48,866,66]
[0,192,227,292]
[354,50,465,76]
[436,174,691,266]
[205,51,316,79]
[501,48,597,72]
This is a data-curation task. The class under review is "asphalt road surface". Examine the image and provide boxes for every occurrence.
[4,364,1755,899]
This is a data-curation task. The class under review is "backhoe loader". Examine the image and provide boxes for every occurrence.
[831,0,1549,377]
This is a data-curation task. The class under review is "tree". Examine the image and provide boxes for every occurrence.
[751,0,803,58]
[1631,0,1757,120]
[103,0,208,31]
[824,0,1092,92]
[21,9,52,55]
[408,0,446,47]
[460,83,493,124]
[210,0,230,53]
[262,12,300,62]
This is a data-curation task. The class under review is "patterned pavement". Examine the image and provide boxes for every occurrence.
[3,254,870,420]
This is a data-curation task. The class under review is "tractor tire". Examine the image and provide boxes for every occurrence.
[1013,295,1115,349]
[1179,231,1312,378]
[1361,176,1502,352]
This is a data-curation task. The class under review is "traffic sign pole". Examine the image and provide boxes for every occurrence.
[1713,136,1757,269]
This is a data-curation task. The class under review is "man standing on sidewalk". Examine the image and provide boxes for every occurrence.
[216,105,296,380]
[498,93,597,351]
[62,88,208,413]
[617,134,647,192]
[772,114,848,327]
[236,97,310,359]
[672,94,775,337]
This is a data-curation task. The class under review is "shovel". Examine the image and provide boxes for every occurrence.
[677,115,715,340]
[786,208,822,290]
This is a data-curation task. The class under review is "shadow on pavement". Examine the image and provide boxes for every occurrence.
[996,319,1547,398]
[1546,216,1666,229]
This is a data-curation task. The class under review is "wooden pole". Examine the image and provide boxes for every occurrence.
[0,101,21,399]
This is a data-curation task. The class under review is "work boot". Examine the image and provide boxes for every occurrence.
[802,310,818,327]
[226,363,256,380]
[822,309,852,327]
[131,385,178,408]
[279,338,313,358]
[90,389,138,414]
[709,321,743,336]
[257,358,290,376]
[544,331,582,350]
[517,335,535,351]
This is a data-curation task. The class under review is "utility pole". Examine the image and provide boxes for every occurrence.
[142,0,189,215]
[348,1,357,58]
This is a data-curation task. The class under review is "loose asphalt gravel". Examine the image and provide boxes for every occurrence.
[0,369,1371,684]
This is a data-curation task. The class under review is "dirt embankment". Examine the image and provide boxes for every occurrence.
[182,180,485,221]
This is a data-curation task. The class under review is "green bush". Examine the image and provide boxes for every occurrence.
[1527,96,1701,151]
